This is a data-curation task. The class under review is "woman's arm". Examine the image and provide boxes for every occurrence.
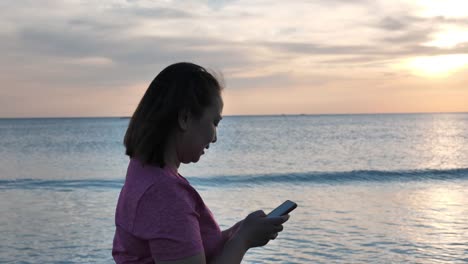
[156,212,289,264]
[157,252,207,264]
[156,233,247,264]
[154,221,247,264]
[209,232,249,264]
[211,212,288,264]
[221,220,243,243]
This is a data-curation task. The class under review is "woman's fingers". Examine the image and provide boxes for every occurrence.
[264,215,290,225]
[251,210,266,217]
[274,225,284,232]
[241,210,291,248]
[270,233,278,240]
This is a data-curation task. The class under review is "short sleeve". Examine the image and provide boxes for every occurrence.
[132,182,203,261]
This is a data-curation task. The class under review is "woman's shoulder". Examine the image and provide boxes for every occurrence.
[134,169,201,221]
[127,158,179,184]
[117,159,197,230]
[127,158,197,198]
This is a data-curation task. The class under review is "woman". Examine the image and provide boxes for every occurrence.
[112,62,289,263]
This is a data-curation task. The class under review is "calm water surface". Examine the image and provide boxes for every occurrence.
[1,114,467,263]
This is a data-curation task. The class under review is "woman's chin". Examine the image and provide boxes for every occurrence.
[191,154,203,163]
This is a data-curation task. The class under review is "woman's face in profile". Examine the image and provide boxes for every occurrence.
[179,96,224,164]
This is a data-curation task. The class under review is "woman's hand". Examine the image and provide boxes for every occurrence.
[236,210,290,249]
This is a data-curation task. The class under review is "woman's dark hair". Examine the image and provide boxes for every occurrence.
[124,62,224,168]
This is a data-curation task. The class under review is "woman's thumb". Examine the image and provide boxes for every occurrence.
[251,210,266,217]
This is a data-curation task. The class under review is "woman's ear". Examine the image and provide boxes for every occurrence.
[178,108,191,131]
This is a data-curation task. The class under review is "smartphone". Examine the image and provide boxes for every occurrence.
[266,200,297,218]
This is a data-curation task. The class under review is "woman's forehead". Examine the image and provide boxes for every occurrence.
[212,96,224,116]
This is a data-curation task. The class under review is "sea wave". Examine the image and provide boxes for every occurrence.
[1,168,468,190]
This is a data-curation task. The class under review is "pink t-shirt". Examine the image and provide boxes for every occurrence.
[112,158,227,263]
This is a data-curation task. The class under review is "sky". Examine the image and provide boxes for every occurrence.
[1,0,468,118]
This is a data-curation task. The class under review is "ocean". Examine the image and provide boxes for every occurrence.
[1,114,467,263]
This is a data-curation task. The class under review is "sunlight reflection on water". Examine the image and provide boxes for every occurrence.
[1,180,467,263]
[1,114,468,263]
[200,180,468,263]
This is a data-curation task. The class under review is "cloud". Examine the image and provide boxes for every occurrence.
[3,24,256,89]
[228,72,334,90]
[378,16,413,31]
[263,42,374,55]
[127,6,194,18]
[1,0,467,117]
[380,29,433,44]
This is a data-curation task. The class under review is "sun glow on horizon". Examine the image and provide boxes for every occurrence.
[401,54,468,77]
[424,26,468,49]
[416,0,468,18]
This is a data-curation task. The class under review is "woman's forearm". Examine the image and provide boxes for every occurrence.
[221,228,232,242]
[221,221,242,243]
[210,234,248,264]
[221,226,237,242]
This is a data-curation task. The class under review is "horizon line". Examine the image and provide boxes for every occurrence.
[1,111,468,119]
